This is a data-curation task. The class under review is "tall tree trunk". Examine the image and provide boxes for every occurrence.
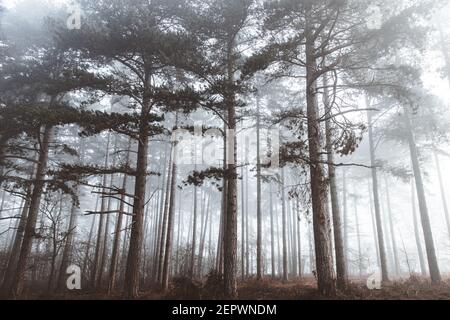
[275,194,281,276]
[107,139,132,294]
[256,94,263,280]
[216,122,227,275]
[353,195,363,279]
[434,151,450,239]
[223,38,238,298]
[296,197,302,277]
[162,137,178,291]
[123,72,152,298]
[411,179,427,276]
[366,103,389,283]
[291,200,298,277]
[287,199,293,276]
[106,178,127,294]
[308,221,314,274]
[57,193,78,291]
[281,168,288,282]
[91,133,111,288]
[158,142,173,283]
[82,201,98,279]
[269,182,275,278]
[245,165,249,277]
[240,165,245,281]
[323,73,347,289]
[403,108,441,284]
[152,148,167,280]
[190,186,198,279]
[2,189,31,290]
[198,195,210,278]
[10,125,52,296]
[305,27,335,296]
[98,166,116,288]
[368,180,381,268]
[384,176,400,276]
[175,195,182,275]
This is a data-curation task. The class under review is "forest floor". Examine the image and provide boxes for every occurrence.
[3,275,450,300]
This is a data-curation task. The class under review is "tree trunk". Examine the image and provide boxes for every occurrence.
[107,139,132,294]
[403,108,441,284]
[323,73,347,290]
[197,195,210,278]
[162,138,178,291]
[434,151,450,239]
[10,125,52,296]
[269,182,275,278]
[216,123,227,275]
[308,221,315,274]
[366,102,389,283]
[296,197,302,277]
[158,142,173,283]
[106,181,126,294]
[384,176,400,276]
[82,202,98,279]
[305,28,335,296]
[123,72,152,298]
[368,180,381,268]
[275,193,281,276]
[353,195,363,279]
[190,186,198,279]
[256,94,263,280]
[410,179,427,276]
[57,193,78,291]
[245,165,249,277]
[175,195,182,275]
[2,189,31,290]
[240,165,245,281]
[342,169,350,271]
[281,168,288,282]
[223,38,238,298]
[291,200,298,277]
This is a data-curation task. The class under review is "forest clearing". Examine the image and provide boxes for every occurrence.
[1,0,450,301]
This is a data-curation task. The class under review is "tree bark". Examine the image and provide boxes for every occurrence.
[190,186,198,279]
[1,189,31,290]
[296,197,302,277]
[91,133,111,288]
[368,180,381,268]
[107,139,132,294]
[240,165,245,281]
[323,73,347,290]
[353,195,363,279]
[223,38,238,298]
[281,168,288,282]
[197,195,210,278]
[162,137,178,290]
[404,108,441,284]
[158,142,173,283]
[123,71,152,298]
[305,27,336,296]
[57,193,78,291]
[10,125,52,296]
[434,151,450,239]
[410,179,427,276]
[256,94,263,280]
[384,176,400,276]
[269,182,275,278]
[366,102,389,283]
